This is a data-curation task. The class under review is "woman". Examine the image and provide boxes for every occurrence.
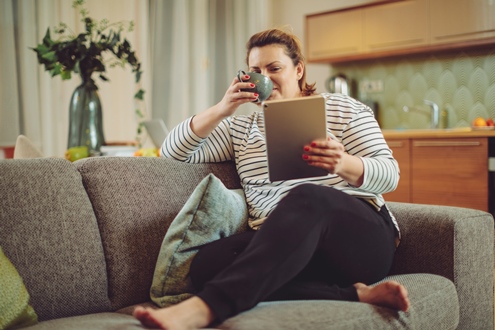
[134,28,409,330]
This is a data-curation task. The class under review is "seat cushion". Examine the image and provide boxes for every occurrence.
[0,158,111,321]
[22,313,143,330]
[215,273,459,330]
[121,273,458,330]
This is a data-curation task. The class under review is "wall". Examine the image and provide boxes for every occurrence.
[334,49,495,129]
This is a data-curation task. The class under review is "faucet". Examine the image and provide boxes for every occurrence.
[403,100,439,129]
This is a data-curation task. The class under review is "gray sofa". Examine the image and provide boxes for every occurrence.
[0,156,493,330]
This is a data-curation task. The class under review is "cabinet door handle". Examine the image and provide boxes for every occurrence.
[388,141,404,148]
[413,141,481,147]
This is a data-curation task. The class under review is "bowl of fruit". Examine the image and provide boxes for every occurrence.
[472,117,495,130]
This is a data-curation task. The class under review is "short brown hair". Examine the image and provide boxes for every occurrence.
[245,27,316,96]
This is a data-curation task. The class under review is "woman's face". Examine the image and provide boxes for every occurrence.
[247,44,304,100]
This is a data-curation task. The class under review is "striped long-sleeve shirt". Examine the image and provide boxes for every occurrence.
[162,93,400,234]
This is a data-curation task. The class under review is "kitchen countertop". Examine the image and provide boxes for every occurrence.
[382,127,495,139]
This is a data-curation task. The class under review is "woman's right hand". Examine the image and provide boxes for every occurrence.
[190,75,258,138]
[216,75,259,117]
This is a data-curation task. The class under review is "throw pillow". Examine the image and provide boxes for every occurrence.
[150,173,248,307]
[13,135,44,159]
[0,246,38,329]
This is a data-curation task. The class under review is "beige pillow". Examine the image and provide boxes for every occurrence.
[13,135,44,159]
[151,174,248,307]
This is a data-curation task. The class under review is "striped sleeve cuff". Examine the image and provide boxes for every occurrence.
[359,156,399,194]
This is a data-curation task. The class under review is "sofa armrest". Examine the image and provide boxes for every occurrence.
[387,202,494,330]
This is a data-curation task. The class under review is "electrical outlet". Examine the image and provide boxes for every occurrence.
[360,80,383,93]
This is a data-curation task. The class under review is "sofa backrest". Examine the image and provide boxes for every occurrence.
[0,158,112,321]
[74,157,241,310]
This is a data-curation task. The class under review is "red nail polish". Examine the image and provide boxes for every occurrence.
[311,142,316,147]
[302,154,309,160]
[250,83,255,87]
[244,75,250,79]
[304,146,310,151]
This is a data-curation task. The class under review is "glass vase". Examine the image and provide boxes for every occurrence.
[67,73,105,154]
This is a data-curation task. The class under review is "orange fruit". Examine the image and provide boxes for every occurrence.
[472,117,487,127]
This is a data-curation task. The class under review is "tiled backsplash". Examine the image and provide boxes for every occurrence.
[332,48,495,129]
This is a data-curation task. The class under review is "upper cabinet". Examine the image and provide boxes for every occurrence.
[364,0,428,52]
[306,10,363,61]
[430,0,495,44]
[306,0,495,63]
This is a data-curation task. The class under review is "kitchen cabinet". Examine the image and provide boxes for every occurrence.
[306,0,495,63]
[430,0,495,45]
[364,0,428,52]
[384,136,490,213]
[411,138,488,211]
[383,139,411,202]
[305,10,363,61]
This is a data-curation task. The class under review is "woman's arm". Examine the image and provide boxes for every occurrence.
[191,76,259,138]
[161,77,258,163]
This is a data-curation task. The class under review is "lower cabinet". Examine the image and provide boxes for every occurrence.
[384,137,489,212]
[383,139,410,203]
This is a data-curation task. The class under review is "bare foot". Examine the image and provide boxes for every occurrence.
[354,281,410,312]
[133,297,215,330]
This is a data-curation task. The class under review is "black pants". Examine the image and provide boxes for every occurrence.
[190,184,398,323]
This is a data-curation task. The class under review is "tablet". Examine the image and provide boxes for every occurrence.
[262,95,328,182]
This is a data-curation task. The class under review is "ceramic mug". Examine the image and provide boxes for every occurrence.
[237,70,274,102]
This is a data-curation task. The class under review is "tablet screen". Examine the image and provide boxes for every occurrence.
[262,95,328,181]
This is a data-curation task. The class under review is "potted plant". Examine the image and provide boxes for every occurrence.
[32,0,144,156]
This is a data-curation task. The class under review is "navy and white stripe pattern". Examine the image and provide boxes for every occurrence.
[162,93,400,234]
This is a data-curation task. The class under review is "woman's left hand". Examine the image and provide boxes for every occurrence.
[302,136,365,186]
[302,136,345,175]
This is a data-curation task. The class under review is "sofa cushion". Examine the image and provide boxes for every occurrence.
[150,174,248,307]
[20,313,143,330]
[0,158,112,321]
[74,157,242,310]
[0,246,38,329]
[215,273,458,330]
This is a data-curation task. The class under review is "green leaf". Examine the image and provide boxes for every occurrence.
[134,68,142,83]
[32,43,49,57]
[50,63,62,77]
[135,109,144,118]
[41,51,56,61]
[42,28,55,47]
[61,70,71,80]
[134,89,145,100]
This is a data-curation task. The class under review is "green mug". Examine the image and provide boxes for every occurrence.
[237,70,274,102]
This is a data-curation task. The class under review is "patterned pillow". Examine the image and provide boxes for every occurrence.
[150,174,248,307]
[0,246,38,329]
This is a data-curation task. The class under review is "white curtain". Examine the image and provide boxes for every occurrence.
[149,0,271,129]
[0,0,271,156]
